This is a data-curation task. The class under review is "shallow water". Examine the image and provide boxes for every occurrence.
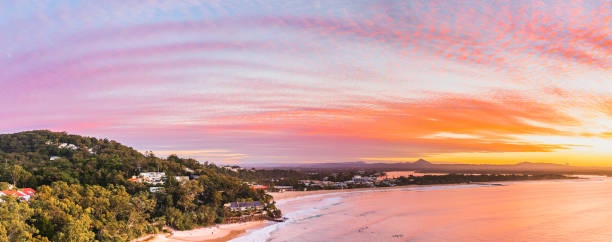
[233,177,612,241]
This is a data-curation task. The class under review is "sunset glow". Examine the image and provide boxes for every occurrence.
[1,1,610,165]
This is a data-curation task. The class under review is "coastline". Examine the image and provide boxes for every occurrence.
[233,179,583,240]
[139,179,579,242]
[136,221,265,242]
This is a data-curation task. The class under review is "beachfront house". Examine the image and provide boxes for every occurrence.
[224,201,264,212]
[251,184,267,190]
[273,185,294,192]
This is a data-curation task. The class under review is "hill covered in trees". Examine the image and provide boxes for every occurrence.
[0,130,280,241]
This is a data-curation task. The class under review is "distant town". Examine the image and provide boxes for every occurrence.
[221,161,579,193]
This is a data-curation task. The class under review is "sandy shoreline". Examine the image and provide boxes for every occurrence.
[137,221,265,242]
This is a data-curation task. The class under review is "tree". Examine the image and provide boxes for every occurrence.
[0,182,9,190]
[9,165,29,187]
[0,197,39,241]
[0,130,279,238]
[30,183,95,241]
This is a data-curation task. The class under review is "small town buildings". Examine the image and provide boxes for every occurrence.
[224,201,264,212]
[352,175,375,184]
[0,188,36,201]
[299,180,345,188]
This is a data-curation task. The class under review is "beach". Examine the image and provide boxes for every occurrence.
[140,221,265,242]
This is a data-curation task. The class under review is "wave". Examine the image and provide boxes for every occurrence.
[231,183,496,241]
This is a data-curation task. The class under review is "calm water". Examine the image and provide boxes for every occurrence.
[234,177,612,241]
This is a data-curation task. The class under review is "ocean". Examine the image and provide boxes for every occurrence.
[232,176,612,241]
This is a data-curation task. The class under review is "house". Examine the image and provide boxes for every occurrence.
[224,201,264,212]
[273,185,294,192]
[149,187,164,193]
[141,172,166,184]
[127,177,141,182]
[58,143,78,150]
[175,176,190,183]
[129,172,166,184]
[0,188,36,201]
[251,185,267,190]
[222,166,243,172]
[50,156,61,161]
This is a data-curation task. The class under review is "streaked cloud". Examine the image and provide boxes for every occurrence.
[1,0,610,165]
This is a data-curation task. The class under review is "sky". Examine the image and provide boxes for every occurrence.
[1,0,611,165]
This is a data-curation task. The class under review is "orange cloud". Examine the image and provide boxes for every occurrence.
[207,93,579,154]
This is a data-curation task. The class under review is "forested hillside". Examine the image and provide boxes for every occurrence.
[0,130,280,241]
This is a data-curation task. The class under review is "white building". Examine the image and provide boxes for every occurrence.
[175,176,190,183]
[149,187,164,193]
[139,172,166,184]
[58,143,78,150]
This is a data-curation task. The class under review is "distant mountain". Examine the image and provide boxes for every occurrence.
[245,158,595,173]
[413,159,432,166]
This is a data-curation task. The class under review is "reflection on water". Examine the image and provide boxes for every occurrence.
[234,177,612,241]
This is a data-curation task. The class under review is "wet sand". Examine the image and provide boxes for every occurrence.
[142,221,264,242]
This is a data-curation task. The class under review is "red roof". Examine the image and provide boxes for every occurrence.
[252,185,267,190]
[1,188,36,197]
[1,190,20,196]
[21,188,36,195]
